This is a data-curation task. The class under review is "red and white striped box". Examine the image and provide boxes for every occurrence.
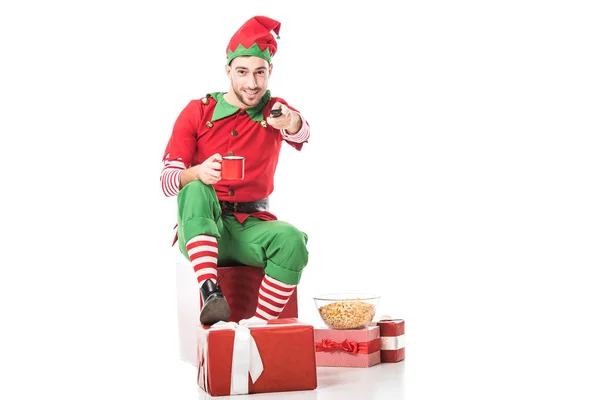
[313,326,381,367]
[377,319,405,363]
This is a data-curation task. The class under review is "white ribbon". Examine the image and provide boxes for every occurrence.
[210,318,268,395]
[380,334,406,350]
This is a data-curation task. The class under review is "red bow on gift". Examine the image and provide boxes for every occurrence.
[315,338,359,354]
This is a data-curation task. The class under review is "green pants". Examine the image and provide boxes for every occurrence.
[177,181,309,285]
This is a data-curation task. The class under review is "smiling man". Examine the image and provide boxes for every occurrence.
[161,16,310,325]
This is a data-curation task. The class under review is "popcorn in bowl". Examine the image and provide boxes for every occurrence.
[314,293,380,330]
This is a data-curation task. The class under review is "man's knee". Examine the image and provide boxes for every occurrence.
[177,180,220,217]
[178,180,212,199]
[177,180,222,247]
[275,223,307,246]
[270,224,308,268]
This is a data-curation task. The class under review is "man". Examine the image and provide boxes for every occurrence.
[160,16,310,325]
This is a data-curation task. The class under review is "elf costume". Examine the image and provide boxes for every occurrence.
[161,16,310,324]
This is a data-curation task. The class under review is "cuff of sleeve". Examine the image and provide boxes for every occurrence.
[264,259,303,285]
[161,167,183,197]
[280,113,310,143]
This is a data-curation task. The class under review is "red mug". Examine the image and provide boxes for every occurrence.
[221,156,245,180]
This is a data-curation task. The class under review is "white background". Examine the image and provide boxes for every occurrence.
[1,1,599,399]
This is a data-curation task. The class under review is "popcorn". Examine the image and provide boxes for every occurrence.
[318,300,376,329]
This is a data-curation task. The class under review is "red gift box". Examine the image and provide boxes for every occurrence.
[216,266,298,322]
[176,264,298,367]
[377,319,405,363]
[197,318,317,396]
[314,326,381,367]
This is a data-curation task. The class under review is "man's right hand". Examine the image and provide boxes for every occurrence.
[193,153,223,185]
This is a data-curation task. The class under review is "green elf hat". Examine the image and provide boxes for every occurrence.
[226,16,281,65]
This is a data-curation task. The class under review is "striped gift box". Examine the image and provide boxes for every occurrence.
[377,319,405,363]
[314,326,381,368]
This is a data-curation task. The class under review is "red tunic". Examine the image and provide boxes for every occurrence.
[162,91,308,226]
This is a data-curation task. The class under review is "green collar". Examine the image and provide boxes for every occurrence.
[209,91,271,122]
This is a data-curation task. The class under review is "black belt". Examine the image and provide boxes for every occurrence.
[219,198,269,214]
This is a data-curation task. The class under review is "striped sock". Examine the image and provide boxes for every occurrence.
[254,275,296,320]
[186,235,218,294]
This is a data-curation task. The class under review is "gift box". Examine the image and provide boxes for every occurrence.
[216,266,298,322]
[197,318,317,396]
[176,262,298,366]
[314,326,381,367]
[377,319,405,363]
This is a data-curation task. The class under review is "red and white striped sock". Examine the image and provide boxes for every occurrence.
[186,235,218,298]
[254,275,296,320]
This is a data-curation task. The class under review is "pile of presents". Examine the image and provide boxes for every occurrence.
[176,264,406,397]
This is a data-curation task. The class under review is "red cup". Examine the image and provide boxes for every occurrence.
[221,156,245,180]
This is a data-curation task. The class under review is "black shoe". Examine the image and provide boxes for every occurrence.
[199,279,231,325]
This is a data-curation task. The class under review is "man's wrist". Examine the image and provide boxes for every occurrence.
[285,112,302,135]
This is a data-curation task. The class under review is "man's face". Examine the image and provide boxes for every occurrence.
[226,56,272,108]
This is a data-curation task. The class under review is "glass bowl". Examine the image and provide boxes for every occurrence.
[313,293,380,330]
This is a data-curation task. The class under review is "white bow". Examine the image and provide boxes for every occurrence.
[210,317,267,395]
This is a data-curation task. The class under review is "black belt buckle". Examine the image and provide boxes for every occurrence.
[220,201,231,214]
[220,200,239,214]
[220,199,268,214]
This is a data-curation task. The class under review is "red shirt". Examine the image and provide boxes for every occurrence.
[162,91,309,224]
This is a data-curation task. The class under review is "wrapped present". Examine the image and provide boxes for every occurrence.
[377,318,405,363]
[176,263,298,367]
[314,326,381,367]
[216,266,298,322]
[197,318,317,396]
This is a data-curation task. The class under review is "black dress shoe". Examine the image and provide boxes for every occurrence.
[199,279,231,325]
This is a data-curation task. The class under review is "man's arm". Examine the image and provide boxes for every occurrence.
[160,101,202,197]
[281,112,310,143]
[178,153,224,188]
[266,101,310,144]
[179,167,199,189]
[161,158,185,197]
[164,153,224,194]
[284,111,302,135]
